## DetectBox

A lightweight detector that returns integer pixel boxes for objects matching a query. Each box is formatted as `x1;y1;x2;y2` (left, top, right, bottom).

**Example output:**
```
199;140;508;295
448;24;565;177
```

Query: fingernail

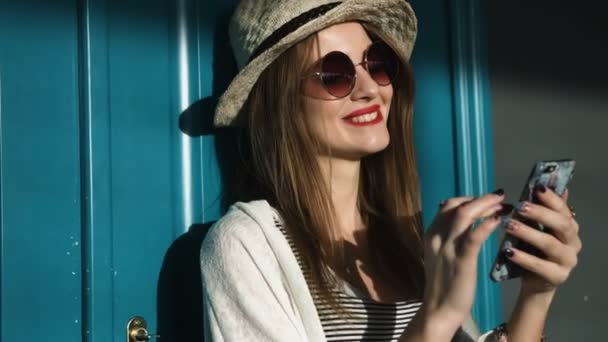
534;184;547;193
516;201;530;213
439;200;447;207
504;248;514;258
498;203;515;216
505;219;517;231
492;188;505;196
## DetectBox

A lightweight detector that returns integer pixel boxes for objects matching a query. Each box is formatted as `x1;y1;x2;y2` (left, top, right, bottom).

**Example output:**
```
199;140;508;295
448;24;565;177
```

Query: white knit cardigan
200;200;496;341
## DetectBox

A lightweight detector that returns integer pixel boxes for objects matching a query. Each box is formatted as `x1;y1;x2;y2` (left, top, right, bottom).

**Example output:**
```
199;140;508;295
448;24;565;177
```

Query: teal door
0;0;499;341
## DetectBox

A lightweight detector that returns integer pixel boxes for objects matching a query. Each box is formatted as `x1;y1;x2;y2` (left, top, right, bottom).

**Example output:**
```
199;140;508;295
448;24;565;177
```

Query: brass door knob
126;316;160;342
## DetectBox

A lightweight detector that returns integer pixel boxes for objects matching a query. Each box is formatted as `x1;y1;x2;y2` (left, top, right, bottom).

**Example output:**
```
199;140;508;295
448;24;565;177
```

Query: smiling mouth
342;105;384;126
348;111;380;123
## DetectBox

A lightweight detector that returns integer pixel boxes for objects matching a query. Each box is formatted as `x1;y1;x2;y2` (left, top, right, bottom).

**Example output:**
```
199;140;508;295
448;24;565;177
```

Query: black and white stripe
272;213;422;342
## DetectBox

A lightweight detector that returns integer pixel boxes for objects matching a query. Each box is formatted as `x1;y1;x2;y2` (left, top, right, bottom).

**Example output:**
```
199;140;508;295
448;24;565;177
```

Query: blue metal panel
80;0;116;341
0;1;83;341
106;13;169;342
410;0;502;331
102;1;181;340
448;0;502;331
81;0;232;340
410;0;459;226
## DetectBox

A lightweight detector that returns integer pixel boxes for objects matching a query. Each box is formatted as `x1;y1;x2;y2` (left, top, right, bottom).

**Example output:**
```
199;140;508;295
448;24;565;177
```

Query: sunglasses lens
320;51;355;98
366;43;399;85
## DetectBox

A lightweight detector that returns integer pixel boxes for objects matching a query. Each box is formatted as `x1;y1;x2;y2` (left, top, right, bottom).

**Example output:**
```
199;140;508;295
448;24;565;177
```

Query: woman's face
301;22;393;160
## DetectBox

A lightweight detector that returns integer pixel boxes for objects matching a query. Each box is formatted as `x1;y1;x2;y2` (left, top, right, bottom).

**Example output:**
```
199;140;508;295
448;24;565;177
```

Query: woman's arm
505;289;555;341
200;218;309;341
398;308;460;341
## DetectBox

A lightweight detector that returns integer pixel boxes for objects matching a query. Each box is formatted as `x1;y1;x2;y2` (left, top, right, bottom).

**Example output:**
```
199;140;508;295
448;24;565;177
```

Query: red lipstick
342;104;383;126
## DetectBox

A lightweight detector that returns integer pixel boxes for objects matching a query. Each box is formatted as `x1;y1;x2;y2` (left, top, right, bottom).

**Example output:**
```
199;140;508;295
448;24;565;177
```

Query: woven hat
214;0;418;127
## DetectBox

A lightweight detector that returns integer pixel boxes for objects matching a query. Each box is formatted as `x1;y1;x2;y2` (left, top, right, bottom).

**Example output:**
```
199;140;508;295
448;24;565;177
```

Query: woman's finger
562;188;570;202
481;203;514;219
531;185;571;218
433;191;506;242
515;201;579;244
480;203;503;220
439;196;475;212
451;191;506;232
460;215;501;259
429;196;476;238
503;247;571;285
503;218;578;268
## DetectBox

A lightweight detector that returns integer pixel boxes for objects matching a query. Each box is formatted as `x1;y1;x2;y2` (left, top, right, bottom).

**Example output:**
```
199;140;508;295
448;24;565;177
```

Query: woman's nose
349;65;380;100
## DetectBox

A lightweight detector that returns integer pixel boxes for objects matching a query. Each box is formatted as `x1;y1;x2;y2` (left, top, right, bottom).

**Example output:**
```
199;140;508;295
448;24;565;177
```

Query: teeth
351;111;378;123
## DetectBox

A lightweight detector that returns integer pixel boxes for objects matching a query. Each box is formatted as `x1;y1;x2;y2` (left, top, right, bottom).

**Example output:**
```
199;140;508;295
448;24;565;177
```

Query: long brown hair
231;22;425;316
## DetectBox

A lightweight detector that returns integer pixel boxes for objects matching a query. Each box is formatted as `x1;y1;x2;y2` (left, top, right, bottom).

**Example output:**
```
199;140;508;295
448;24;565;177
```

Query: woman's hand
504;186;582;295
410;190;507;340
501;186;582;342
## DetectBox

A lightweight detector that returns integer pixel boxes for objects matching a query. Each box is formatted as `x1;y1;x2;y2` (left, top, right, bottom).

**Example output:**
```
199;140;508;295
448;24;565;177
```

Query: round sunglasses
302;41;400;99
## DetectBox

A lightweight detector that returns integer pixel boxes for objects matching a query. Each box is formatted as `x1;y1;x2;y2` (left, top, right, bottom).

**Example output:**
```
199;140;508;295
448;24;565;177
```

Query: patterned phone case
490;159;576;282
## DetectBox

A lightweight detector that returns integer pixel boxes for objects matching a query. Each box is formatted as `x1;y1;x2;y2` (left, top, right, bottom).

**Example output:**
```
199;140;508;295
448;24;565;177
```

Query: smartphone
490;159;576;282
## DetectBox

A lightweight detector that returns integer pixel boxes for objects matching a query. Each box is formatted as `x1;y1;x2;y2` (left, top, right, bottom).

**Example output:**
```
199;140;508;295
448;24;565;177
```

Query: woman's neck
317;156;365;243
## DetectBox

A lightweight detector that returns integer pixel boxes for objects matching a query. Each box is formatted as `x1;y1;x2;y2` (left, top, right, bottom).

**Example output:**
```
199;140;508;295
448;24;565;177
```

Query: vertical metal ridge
172;0;204;235
468;1;499;329
177;0;194;234
77;0;115;340
0;53;4;342
76;0;92;340
448;0;502;332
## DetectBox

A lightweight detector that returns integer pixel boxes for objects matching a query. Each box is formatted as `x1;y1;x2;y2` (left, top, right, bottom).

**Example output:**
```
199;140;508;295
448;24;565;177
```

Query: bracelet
490;323;547;342
490;323;508;342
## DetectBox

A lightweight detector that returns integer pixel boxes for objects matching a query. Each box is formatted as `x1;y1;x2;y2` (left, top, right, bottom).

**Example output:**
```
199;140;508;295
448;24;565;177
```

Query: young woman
200;1;582;341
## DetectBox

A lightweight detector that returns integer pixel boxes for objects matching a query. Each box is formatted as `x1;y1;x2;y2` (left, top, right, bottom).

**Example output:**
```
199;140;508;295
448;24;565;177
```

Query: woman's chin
333;140;391;160
358;136;390;155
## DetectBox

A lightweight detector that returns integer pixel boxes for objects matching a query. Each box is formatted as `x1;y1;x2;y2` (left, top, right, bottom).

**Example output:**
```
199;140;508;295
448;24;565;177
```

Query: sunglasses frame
301;41;400;99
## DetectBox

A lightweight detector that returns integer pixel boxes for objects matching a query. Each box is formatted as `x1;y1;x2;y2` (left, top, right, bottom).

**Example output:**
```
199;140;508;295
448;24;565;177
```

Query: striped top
272;212;422;342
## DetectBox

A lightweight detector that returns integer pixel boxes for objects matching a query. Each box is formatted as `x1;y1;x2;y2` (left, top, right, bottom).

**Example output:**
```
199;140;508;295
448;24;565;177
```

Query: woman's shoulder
200;199;276;261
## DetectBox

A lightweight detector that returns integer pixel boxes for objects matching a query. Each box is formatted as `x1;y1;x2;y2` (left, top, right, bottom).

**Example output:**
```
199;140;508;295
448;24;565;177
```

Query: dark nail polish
493;188;505;196
535;184;547;193
504;248;514;258
498;203;515;216
439;200;447;207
